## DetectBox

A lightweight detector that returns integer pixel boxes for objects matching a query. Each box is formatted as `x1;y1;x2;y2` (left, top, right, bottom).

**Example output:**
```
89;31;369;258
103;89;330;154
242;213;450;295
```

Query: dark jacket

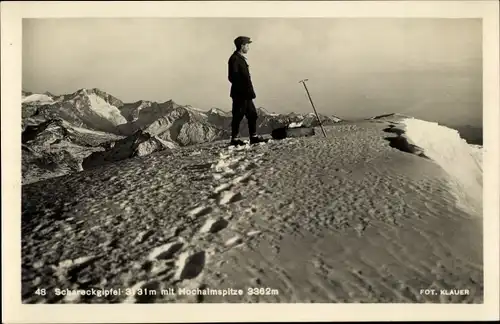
228;51;256;100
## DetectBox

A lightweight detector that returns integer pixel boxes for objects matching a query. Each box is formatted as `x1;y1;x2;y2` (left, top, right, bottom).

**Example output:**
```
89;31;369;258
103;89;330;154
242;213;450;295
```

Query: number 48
35;288;47;296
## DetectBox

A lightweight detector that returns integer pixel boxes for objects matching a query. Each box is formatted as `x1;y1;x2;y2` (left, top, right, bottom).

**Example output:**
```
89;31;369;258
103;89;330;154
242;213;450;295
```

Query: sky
23;18;482;126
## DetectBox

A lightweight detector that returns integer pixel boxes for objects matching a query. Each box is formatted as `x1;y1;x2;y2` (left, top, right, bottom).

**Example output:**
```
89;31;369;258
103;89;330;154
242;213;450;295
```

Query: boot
250;135;268;145
230;138;246;146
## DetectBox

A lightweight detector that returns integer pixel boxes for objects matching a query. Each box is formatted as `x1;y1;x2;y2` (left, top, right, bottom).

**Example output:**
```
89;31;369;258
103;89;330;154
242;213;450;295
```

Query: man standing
228;36;267;145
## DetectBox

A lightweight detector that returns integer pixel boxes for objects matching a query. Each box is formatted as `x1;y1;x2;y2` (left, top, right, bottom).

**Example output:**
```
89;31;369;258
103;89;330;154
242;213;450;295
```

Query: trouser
231;98;257;139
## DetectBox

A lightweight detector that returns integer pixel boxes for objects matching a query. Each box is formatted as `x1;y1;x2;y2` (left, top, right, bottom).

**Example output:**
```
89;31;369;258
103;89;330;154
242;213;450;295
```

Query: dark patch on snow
271;126;315;140
383;126;405;136
179;251;206;280
384;136;429;159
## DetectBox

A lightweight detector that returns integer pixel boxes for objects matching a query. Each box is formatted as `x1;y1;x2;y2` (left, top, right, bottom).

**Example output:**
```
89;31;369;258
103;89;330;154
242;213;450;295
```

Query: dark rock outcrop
82;130;175;170
21;118;124;184
144;106;228;146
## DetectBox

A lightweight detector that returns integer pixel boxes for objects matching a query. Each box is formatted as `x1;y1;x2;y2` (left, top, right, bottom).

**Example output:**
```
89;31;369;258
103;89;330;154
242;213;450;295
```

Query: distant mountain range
21;88;342;184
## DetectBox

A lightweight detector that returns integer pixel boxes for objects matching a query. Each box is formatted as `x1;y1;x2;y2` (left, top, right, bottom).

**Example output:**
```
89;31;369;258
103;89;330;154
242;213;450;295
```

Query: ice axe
299;79;327;138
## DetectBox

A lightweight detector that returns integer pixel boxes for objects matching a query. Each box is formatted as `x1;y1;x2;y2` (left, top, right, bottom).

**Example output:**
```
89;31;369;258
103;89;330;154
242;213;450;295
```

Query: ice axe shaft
299;79;327;138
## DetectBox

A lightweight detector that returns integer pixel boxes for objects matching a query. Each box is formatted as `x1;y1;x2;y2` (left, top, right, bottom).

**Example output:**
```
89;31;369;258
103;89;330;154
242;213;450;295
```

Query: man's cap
234;36;252;47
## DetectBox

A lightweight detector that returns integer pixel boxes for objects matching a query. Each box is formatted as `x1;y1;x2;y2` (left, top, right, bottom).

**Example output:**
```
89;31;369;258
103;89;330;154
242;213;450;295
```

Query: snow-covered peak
163;99;177;106
75;87;102;94
208;108;230;116
86;93;128;126
257;107;275;115
135;100;152;110
70;88;124;107
22;93;54;105
183;105;207;115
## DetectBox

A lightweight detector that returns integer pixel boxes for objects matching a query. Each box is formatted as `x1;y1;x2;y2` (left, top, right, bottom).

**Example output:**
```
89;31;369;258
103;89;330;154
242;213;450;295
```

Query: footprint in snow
230;171;253;185
225;236;244;247
246;230;261;237
213;173;224;181
211;171;252;197
218;191;244;205
132;229;154;245
187;205;213;218
148;241;184;261
213;182;233;194
55;255;100;281
175;251;206;281
200;218;229;234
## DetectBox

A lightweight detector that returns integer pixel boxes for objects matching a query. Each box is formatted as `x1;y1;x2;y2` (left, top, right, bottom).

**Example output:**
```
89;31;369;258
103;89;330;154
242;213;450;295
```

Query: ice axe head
299;79;309;84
